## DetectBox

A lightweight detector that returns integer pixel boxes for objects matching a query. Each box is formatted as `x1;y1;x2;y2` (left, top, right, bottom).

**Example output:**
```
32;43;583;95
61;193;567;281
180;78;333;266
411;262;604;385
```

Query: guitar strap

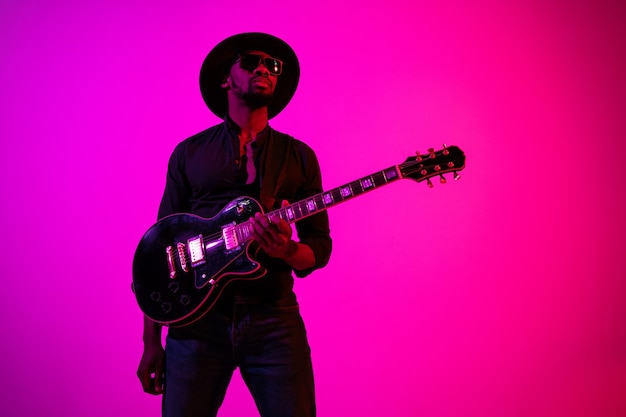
258;129;294;212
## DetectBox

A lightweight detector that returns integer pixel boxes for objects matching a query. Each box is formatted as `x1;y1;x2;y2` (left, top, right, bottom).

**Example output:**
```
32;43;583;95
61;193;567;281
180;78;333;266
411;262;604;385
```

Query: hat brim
199;33;300;120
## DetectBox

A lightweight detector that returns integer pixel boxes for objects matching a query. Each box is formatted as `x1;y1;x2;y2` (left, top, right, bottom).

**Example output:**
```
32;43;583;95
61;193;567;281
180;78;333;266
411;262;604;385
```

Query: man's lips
252;77;272;88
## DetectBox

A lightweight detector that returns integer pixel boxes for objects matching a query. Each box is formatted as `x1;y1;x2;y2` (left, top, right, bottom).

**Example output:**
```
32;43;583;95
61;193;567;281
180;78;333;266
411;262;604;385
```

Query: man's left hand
249;201;297;260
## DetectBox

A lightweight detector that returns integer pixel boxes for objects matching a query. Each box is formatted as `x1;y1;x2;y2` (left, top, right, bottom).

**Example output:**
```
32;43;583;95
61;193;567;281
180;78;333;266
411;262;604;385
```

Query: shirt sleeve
157;142;192;220
291;142;332;278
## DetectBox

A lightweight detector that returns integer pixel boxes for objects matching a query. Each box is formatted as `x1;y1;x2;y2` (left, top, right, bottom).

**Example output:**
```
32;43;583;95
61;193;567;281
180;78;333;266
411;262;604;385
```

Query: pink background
1;1;625;416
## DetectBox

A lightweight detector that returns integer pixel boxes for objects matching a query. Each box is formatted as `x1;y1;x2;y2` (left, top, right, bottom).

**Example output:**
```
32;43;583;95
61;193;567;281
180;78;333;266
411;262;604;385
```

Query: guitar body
132;197;265;326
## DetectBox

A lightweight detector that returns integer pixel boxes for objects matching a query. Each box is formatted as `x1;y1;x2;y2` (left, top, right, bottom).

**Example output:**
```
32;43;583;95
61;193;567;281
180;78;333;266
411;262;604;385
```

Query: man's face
222;50;280;108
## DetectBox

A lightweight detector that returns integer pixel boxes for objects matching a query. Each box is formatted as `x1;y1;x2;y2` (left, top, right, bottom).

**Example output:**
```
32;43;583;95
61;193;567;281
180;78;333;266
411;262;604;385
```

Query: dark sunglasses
237;53;283;76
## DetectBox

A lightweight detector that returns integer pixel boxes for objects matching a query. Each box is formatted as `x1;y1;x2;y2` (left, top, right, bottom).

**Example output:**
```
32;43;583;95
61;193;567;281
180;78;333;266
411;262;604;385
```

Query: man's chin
244;92;274;109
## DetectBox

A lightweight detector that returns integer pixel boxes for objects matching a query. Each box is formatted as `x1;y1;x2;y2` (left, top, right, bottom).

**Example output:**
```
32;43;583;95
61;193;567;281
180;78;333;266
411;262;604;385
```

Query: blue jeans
163;297;315;417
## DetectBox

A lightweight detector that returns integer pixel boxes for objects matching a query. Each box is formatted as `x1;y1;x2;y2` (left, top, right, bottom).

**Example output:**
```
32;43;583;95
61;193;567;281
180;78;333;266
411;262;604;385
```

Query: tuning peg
453;172;461;181
415;151;423;162
440;174;447;184
442;144;449;155
427;178;434;188
428;148;436;158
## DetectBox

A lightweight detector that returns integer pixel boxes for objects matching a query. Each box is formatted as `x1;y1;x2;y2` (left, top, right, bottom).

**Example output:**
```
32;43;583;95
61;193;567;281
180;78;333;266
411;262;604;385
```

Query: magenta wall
1;1;625;416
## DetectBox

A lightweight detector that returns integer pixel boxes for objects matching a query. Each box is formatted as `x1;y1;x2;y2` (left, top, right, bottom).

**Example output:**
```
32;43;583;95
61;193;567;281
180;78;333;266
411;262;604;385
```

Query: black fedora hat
199;32;300;119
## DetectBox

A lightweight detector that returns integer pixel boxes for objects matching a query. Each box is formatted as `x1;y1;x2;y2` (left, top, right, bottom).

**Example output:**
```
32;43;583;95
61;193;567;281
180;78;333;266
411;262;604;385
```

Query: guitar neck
232;145;465;243
233;165;403;243
271;165;403;224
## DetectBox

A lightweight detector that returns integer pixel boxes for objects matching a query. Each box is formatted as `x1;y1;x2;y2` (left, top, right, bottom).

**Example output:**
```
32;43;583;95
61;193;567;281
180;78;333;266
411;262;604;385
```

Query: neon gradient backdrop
1;1;625;416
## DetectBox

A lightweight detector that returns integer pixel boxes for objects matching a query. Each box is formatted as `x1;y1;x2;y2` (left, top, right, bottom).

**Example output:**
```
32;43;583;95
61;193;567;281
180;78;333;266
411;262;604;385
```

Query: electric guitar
132;145;466;326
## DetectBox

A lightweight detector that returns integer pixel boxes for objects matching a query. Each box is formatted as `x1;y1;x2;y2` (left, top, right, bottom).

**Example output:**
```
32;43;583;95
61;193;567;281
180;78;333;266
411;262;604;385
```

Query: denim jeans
163;297;315;417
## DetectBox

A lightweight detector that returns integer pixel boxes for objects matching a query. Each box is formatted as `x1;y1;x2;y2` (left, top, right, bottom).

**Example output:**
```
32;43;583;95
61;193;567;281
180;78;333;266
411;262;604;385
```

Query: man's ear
221;76;230;90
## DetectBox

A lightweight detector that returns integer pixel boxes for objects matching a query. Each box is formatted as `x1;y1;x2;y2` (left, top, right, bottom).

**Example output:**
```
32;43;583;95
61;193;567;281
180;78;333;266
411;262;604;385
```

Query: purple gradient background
1;1;625;416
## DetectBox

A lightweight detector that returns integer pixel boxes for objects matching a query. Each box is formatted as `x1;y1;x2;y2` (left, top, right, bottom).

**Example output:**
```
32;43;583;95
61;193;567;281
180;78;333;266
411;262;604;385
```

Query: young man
137;33;332;417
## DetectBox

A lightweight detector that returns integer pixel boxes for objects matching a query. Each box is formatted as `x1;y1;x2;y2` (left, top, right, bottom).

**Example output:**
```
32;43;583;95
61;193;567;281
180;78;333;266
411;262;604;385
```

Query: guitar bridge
166;246;176;278
177;243;189;272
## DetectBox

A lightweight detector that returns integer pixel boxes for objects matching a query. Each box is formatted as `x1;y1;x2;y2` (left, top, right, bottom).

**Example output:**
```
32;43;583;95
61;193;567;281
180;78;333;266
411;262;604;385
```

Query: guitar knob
440;175;447;184
179;295;190;306
427;178;434;188
150;292;161;302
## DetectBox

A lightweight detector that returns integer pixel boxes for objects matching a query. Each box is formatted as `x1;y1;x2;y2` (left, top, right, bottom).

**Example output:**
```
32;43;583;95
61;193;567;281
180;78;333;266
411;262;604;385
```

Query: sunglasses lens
239;54;262;71
264;58;282;75
239;54;282;75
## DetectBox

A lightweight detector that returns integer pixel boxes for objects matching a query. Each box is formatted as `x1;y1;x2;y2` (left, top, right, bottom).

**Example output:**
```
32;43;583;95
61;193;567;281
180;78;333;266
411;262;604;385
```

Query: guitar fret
383;167;398;182
373;171;387;186
322;192;334;206
306;198;317;213
351;180;364;195
296;203;305;219
298;201;309;217
273;208;284;222
314;194;326;210
360;176;375;190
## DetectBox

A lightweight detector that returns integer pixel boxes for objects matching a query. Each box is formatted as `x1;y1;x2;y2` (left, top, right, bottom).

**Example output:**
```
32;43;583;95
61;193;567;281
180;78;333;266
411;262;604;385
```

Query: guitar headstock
399;145;466;187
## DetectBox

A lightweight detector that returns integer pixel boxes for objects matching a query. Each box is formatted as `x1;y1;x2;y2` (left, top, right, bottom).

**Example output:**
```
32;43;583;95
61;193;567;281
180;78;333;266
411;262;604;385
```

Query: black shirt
158;118;332;307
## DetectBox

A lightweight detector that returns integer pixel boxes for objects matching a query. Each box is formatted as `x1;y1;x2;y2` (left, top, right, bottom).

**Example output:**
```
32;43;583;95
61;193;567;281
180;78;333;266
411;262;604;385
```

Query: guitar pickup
187;235;206;267
222;223;239;251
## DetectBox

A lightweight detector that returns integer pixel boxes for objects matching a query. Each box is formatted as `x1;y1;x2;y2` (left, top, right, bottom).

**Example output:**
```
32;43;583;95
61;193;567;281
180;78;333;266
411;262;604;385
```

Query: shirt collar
224;113;270;148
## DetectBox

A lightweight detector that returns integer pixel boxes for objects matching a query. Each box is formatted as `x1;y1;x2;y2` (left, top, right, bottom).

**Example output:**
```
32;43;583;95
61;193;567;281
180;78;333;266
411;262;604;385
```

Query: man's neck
228;105;269;143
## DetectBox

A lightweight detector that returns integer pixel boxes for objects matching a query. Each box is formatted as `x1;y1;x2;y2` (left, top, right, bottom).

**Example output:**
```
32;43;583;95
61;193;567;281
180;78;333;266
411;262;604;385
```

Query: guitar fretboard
231;145;465;244
273;165;401;223
233;165;402;243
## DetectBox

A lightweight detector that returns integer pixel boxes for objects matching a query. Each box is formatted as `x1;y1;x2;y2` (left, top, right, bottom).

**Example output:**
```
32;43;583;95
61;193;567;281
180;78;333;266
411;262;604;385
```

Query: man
137;32;332;417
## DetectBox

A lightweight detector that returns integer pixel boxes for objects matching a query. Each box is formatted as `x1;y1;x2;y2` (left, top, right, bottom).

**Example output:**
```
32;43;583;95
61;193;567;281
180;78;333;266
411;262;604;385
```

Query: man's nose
254;64;270;76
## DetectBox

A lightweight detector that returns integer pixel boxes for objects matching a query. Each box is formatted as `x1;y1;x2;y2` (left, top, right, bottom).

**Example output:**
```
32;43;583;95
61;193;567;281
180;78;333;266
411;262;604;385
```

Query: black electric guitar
132;145;466;326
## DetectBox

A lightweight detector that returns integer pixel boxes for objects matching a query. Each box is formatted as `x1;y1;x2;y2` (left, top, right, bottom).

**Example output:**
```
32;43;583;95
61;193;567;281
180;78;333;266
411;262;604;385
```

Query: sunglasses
237;53;283;76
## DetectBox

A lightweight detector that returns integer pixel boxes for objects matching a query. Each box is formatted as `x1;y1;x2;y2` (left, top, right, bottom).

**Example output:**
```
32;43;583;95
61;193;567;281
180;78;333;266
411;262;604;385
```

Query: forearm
138;316;165;395
281;240;316;272
142;315;163;346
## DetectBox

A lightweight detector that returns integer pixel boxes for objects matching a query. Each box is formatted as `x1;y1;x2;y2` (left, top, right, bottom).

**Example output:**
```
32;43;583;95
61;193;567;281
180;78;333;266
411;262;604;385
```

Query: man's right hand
137;341;165;395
